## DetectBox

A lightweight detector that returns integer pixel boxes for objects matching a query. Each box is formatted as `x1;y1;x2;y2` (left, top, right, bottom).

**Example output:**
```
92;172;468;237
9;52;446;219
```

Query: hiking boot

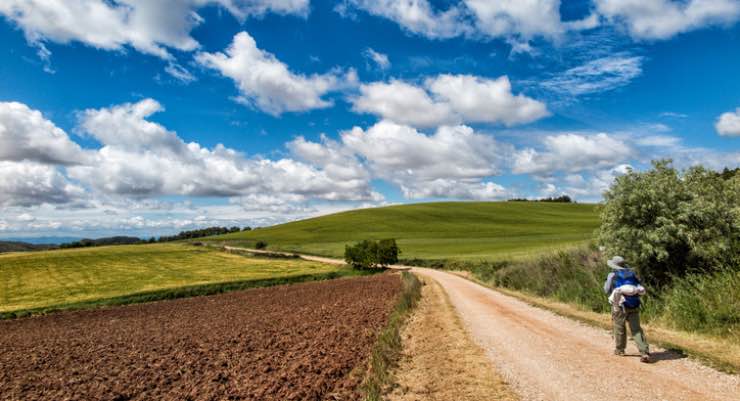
640;354;651;363
614;349;625;356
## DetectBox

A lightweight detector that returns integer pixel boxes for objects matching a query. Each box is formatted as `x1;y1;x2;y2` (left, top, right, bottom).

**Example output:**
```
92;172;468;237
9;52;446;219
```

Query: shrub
345;239;400;269
376;239;400;266
491;248;610;313
599;160;740;286
660;269;740;338
255;240;268;250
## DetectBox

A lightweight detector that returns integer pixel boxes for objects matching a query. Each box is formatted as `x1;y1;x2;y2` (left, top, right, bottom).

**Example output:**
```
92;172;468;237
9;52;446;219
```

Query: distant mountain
0;236;144;254
0;241;56;253
1;236;83;245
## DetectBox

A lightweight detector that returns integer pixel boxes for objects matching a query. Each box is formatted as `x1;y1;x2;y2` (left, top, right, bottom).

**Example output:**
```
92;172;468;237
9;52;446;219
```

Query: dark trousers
612;307;650;355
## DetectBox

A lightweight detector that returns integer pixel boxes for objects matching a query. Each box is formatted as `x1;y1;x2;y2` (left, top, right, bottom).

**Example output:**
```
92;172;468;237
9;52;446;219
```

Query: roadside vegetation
405;162;740;371
361;271;422;401
409;162;740;338
0;242;349;317
387;276;519;401
205;201;600;260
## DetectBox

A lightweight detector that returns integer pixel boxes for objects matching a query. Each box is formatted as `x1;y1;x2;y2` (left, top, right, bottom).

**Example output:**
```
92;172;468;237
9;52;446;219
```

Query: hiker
604;256;651;363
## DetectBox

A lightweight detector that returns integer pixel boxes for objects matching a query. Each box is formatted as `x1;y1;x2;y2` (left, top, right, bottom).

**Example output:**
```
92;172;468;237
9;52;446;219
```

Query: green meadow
208;201;600;260
0;243;341;316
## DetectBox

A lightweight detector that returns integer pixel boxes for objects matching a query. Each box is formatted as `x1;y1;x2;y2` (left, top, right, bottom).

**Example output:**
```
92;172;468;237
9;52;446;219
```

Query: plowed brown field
0;274;401;401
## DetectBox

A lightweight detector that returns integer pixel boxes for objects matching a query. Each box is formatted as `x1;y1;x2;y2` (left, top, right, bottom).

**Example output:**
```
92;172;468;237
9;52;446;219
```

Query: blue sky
1;0;739;239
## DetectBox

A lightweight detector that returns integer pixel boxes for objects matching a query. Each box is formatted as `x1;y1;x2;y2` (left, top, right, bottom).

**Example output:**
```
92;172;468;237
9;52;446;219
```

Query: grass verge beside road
362;272;422;401
388;274;519;401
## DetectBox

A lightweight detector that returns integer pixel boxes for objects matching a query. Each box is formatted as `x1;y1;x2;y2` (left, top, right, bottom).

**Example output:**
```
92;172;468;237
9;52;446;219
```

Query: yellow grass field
0;243;341;315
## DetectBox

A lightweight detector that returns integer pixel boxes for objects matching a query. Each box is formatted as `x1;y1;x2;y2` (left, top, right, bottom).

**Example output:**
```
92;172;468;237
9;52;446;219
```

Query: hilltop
207;201;600;260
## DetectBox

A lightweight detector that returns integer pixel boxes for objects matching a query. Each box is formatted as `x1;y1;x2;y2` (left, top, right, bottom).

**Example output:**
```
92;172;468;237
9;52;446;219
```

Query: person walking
604;256;651;363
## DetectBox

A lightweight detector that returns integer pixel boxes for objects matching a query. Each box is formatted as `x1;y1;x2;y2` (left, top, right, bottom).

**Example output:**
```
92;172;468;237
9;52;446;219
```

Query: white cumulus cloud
716;108;740;136
513;133;633;175
291;120;513;200
341;121;512;200
69;98;377;201
196;31;354;115
338;0;472;39
0;101;88;165
0;0;310;60
401;179;510;200
463;0;566;40
595;0;740;40
0;161;85;207
351;74;549;128
340;0;597;44
342;121;506;181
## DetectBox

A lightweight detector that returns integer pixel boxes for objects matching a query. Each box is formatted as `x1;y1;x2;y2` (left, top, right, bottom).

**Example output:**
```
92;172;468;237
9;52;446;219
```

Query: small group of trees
59;236;142;249
155;226;250;243
344;239;400;269
599;160;739;287
508;195;573;203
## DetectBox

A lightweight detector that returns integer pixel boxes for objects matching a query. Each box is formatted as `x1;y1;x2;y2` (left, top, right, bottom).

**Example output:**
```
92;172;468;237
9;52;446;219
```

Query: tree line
58;226;252;249
153;226;250;243
508;195;573;203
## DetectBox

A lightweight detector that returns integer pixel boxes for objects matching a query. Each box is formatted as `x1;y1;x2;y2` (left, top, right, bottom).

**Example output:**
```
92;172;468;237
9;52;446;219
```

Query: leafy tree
377;239;400;266
718;167;740;180
344;239;400;269
598;160;740;286
345;240;378;269
255;240;268;250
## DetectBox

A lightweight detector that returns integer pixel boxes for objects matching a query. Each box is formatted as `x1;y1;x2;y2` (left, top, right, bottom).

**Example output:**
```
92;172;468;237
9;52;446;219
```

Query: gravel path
415;267;739;401
220;247;740;400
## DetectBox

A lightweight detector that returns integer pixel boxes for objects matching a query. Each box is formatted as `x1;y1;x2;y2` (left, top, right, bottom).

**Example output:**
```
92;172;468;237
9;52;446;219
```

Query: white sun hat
607;256;629;270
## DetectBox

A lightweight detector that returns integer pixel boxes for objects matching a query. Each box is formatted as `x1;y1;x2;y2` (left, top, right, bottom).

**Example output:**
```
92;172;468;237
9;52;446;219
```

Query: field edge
360;271;423;401
1;268;374;320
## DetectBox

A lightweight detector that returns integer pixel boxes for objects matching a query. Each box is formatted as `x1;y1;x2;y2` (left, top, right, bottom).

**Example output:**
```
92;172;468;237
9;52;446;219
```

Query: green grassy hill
208;202;601;260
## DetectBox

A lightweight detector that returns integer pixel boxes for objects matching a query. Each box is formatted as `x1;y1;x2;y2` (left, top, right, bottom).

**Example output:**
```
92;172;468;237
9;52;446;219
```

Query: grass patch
362;272;422;401
1;269;374;319
203;202;599;261
0;243;343;314
659;269;740;336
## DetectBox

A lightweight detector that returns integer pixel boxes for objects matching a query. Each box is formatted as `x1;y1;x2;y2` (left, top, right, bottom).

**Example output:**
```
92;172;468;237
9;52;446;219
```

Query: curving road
414;267;739;401
224;247;739;401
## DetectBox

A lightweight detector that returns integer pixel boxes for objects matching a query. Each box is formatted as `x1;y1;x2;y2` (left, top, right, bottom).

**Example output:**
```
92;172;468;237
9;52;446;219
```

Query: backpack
614;270;641;308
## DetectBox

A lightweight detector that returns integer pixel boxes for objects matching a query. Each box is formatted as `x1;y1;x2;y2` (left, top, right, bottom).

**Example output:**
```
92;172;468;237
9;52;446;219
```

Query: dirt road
416;267;739;401
222;246;348;266
219;247;739;400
